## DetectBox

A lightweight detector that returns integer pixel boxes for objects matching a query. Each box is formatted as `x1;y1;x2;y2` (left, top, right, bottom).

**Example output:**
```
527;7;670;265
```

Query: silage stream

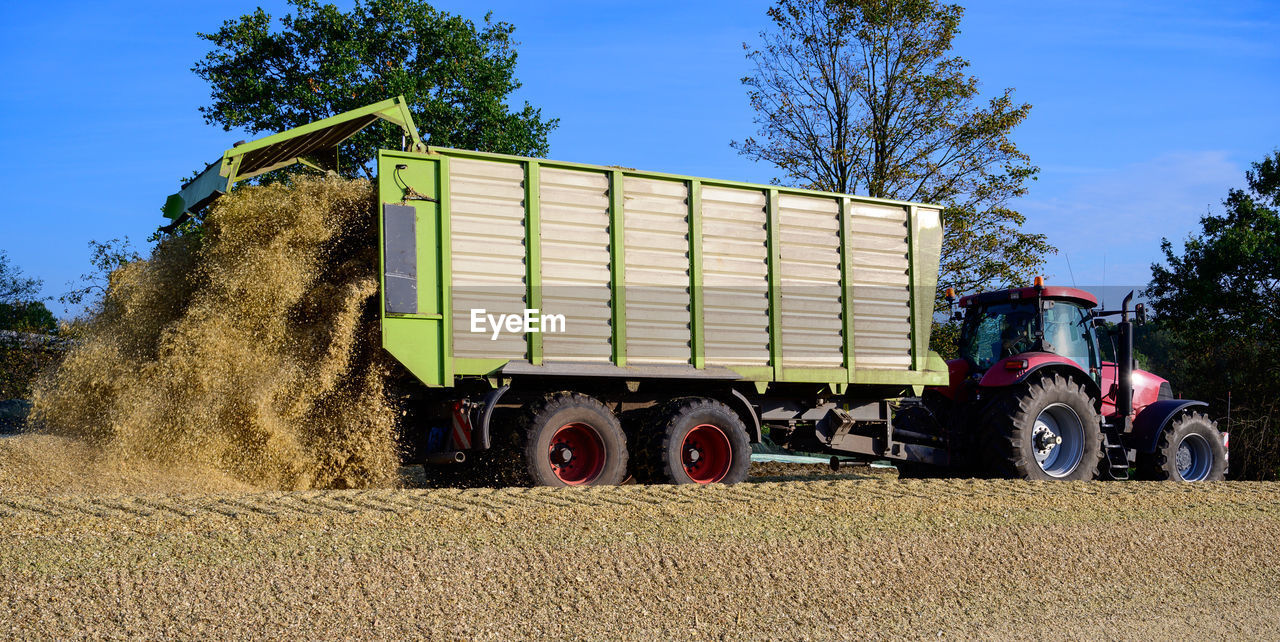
7;177;400;493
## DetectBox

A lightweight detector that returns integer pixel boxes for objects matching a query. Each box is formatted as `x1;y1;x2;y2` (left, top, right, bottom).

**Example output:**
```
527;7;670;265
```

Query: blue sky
1;1;1277;315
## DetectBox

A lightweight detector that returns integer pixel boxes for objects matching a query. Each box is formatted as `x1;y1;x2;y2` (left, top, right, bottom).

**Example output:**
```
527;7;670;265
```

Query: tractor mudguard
724;389;762;444
472;384;512;450
978;354;1103;402
1127;399;1209;453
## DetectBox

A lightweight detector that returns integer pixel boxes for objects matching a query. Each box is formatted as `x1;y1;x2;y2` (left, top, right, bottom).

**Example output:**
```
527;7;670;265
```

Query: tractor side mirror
1135;303;1147;325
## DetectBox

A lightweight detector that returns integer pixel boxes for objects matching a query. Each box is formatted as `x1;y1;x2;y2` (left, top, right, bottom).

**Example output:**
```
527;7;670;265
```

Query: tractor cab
955;282;1101;378
936;280;1105;407
949;282;1172;419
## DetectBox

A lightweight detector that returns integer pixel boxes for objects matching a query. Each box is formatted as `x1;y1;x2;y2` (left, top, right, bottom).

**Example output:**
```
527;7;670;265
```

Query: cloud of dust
25;177;401;491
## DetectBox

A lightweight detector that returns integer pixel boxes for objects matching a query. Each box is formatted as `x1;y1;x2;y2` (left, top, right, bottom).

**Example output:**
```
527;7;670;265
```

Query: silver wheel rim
1031;403;1085;478
1176;433;1213;481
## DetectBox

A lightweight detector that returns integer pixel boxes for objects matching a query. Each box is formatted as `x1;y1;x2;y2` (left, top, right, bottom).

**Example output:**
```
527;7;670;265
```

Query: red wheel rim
681;424;733;484
548;422;606;485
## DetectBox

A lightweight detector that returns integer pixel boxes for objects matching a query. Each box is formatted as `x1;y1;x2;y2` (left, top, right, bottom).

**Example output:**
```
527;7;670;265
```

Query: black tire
634;397;751;485
1136;411;1226;481
979;373;1103;481
495;392;628;487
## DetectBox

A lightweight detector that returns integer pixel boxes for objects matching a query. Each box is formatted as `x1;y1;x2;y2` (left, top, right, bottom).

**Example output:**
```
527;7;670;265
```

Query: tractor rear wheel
497;392;629;487
1136;411;1226;481
980;373;1103;481
634;398;751;485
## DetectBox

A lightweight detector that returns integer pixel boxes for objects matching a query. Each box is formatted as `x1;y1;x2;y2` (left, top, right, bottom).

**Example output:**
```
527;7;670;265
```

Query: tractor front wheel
980;373;1103;481
1137;411;1226;481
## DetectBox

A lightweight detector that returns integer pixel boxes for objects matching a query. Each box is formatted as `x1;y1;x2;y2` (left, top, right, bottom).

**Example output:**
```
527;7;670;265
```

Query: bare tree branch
733;0;1053;357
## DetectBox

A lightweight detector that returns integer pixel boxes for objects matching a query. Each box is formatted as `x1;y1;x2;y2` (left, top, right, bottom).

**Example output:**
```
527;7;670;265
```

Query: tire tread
634;397;750;485
495;391;627;487
1136;411;1225;481
978;373;1103;481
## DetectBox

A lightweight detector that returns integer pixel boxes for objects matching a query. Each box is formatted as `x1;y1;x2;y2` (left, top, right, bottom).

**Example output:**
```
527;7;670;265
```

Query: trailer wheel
1136;411;1226;481
980;373;1103;481
635;398;751;485
499;392;628;487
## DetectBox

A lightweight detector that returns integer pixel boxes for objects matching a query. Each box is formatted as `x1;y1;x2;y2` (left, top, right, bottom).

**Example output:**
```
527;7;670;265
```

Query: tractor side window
959;302;1038;370
1042;302;1094;372
965;315;1003;369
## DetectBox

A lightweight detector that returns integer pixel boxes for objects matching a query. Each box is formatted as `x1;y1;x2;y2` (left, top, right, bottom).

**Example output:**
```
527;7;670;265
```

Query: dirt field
2;461;1278;640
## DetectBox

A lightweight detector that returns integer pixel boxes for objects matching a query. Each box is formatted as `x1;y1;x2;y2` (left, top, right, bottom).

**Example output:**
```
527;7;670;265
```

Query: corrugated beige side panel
778;194;843;367
623;177;691;364
449;157;529;360
847;201;912;369
539;167;613;362
701;185;770;367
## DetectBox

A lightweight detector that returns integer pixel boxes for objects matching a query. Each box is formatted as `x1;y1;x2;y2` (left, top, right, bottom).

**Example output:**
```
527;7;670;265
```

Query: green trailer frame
376;145;947;392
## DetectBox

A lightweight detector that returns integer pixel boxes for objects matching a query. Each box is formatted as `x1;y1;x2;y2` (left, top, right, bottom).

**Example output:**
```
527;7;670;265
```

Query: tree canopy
0;250;56;398
0;250;52;333
734;0;1053;348
1147;150;1280;479
194;0;558;179
0;250;40;307
0;302;56;334
1150;152;1280;340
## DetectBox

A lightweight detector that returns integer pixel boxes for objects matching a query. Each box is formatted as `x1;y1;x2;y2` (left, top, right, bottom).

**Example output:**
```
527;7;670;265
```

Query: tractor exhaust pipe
1117;291;1135;421
425;450;467;465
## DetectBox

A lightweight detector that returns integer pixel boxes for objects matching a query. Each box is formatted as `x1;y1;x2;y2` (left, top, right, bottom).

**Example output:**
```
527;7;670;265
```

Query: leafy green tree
0;302;55;334
733;0;1053;356
193;0;558;179
0;250;52;332
0;250;41;309
1147;150;1280;479
0;250;58;400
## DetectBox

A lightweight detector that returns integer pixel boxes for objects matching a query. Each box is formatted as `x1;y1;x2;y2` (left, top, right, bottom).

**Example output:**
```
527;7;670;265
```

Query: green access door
378;152;448;387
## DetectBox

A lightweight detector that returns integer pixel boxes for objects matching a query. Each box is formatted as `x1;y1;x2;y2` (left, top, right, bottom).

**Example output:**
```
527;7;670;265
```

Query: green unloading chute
161;96;423;229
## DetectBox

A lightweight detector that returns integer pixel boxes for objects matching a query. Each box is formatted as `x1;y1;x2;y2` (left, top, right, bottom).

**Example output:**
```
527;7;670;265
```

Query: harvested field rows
4;478;1280;639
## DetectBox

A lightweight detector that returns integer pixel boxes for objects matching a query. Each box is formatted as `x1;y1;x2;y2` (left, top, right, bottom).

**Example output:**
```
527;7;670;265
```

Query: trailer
164;97;1225;485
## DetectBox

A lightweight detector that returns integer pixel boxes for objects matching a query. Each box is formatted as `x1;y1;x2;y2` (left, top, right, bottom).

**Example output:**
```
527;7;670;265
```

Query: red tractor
911;280;1227;481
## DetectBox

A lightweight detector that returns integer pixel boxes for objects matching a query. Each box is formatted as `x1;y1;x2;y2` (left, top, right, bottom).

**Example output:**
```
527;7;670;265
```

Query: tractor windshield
959;299;1098;372
958;301;1040;370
